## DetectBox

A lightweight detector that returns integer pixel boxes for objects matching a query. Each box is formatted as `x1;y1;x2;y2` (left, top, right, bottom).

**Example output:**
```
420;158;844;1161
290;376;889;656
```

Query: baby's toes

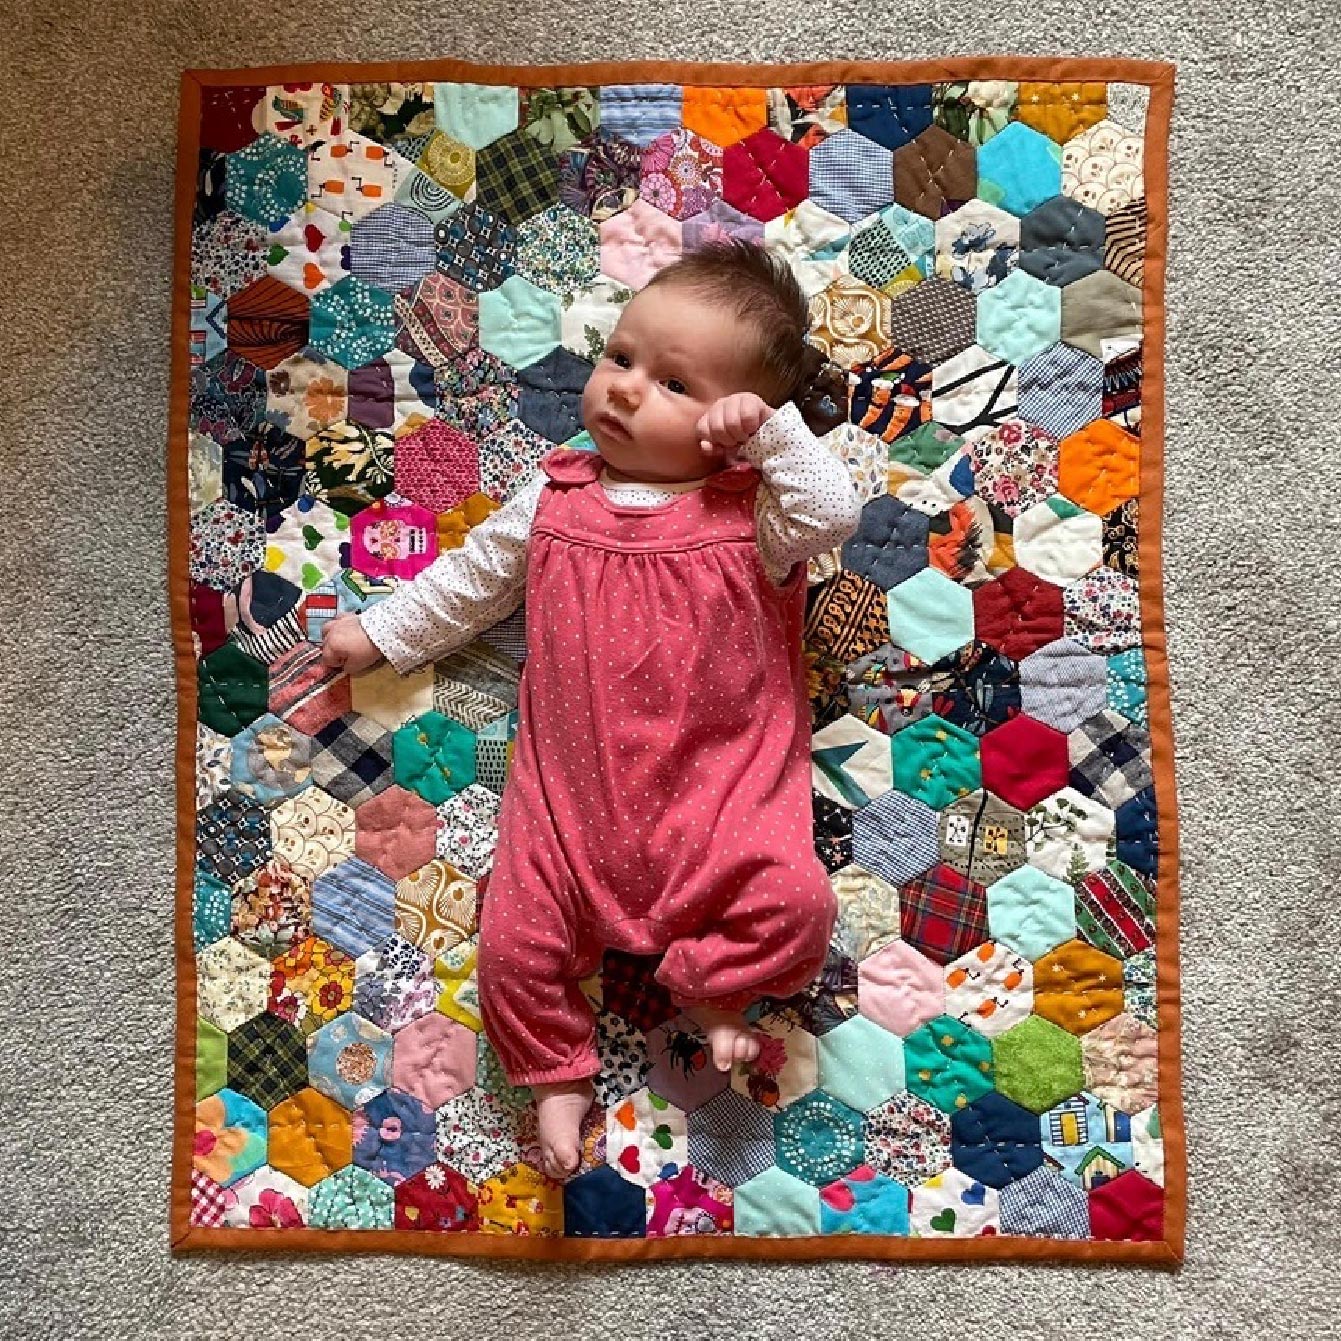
544;1139;578;1181
733;1032;761;1066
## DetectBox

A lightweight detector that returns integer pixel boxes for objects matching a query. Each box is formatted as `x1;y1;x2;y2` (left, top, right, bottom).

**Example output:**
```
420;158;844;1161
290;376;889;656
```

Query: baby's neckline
597;467;708;495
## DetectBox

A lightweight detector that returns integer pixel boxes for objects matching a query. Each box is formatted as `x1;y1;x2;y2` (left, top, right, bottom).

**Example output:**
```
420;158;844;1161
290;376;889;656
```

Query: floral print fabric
177;71;1173;1255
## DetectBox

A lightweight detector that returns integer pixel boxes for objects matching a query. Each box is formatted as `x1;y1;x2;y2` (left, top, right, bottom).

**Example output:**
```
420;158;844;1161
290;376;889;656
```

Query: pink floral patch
639;129;723;220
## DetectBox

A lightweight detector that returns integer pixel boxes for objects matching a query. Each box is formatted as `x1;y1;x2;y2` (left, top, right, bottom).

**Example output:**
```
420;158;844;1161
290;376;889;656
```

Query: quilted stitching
179;72;1173;1253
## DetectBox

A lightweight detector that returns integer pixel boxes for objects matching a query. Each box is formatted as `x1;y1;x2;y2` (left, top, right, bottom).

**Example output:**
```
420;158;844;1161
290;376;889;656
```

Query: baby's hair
640;239;834;424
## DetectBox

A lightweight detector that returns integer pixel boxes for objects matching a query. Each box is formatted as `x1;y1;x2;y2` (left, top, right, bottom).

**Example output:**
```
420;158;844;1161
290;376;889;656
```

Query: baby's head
582;240;829;484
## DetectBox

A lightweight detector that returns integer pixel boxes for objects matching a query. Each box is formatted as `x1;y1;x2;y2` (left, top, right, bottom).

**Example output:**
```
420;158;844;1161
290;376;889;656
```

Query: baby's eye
664;378;688;395
609;351;631;368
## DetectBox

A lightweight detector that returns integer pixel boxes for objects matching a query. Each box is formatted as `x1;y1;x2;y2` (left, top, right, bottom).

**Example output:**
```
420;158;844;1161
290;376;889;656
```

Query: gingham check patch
899;861;988;966
688;1090;777;1188
1019;342;1105;440
189;1170;230;1227
809;131;894;223
476;129;560;226
999;1167;1091;1238
355;205;436;291
1067;709;1153;808
311;712;395;808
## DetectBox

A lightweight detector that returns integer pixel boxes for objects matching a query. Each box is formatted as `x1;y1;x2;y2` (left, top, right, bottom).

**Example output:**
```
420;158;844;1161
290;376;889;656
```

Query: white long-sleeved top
360;400;861;674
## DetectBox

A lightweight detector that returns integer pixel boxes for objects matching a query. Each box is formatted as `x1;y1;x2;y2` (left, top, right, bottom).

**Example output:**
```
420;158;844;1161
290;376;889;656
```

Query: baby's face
582;283;759;484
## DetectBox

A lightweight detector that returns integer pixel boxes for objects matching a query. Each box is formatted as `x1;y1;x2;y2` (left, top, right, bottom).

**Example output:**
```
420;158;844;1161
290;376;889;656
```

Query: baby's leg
531;1079;596;1180
656;857;837;1069
476;874;601;1180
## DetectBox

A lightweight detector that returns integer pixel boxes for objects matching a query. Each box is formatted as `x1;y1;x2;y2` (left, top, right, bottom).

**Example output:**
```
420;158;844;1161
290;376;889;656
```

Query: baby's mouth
597;413;631;441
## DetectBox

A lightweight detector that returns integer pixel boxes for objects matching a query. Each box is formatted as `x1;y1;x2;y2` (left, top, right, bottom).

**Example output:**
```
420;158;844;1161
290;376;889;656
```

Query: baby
322;240;862;1179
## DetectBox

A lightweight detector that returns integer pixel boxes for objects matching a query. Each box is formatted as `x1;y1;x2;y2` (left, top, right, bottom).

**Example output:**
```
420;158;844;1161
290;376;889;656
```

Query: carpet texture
0;0;1336;1335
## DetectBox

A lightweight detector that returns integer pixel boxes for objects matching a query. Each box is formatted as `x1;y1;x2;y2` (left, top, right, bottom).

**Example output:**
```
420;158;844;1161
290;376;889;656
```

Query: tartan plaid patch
899;862;988;966
190;1170;231;1227
1076;860;1155;958
226;1013;308;1110
311;712;395;808
476;129;560;226
1067;709;1153;808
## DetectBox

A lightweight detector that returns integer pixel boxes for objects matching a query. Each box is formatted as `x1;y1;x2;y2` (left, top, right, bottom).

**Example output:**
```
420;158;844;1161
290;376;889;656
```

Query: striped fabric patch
1076;860;1155;957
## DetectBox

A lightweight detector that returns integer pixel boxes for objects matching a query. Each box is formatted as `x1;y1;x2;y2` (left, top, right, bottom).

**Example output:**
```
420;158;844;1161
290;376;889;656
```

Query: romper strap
539;446;605;485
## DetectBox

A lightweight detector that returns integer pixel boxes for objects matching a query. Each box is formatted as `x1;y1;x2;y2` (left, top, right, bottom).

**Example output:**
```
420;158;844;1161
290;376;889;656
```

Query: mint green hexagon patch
888;567;975;663
734;1165;822;1236
433;82;520;151
986;865;1076;961
977;269;1062;364
818;1015;906;1112
479;274;563;368
308;1163;397;1229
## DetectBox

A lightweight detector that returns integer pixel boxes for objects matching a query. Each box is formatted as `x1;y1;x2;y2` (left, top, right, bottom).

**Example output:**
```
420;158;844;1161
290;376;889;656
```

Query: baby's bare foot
532;1079;595;1181
685;1005;763;1072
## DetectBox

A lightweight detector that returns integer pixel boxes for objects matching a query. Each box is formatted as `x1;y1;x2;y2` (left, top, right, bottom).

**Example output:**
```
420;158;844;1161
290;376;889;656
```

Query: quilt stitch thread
170;58;1182;1262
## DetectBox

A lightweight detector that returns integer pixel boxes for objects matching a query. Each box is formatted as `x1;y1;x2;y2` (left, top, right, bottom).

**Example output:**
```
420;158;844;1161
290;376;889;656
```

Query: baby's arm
733;400;863;584
326;472;544;676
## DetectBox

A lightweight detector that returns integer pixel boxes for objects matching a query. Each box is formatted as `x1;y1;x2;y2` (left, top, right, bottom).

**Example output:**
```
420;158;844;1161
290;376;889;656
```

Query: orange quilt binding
169;55;1182;1264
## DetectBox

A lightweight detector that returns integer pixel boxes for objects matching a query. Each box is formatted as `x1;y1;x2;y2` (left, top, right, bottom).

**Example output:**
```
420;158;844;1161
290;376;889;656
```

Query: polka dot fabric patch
171;59;1181;1262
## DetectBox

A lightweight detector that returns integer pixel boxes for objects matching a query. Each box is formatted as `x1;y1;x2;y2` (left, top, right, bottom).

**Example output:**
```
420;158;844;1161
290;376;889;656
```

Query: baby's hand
695;392;774;465
320;613;384;675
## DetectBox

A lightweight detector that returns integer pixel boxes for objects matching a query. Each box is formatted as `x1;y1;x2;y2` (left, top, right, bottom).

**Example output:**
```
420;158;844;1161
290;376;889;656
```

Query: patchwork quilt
170;56;1184;1262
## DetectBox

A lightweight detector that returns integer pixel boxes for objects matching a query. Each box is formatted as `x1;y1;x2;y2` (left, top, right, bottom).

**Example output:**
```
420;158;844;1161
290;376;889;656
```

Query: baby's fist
320;613;384;675
695;392;774;463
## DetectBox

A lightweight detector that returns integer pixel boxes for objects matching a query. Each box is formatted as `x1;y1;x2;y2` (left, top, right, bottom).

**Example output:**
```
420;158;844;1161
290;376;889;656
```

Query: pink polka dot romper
358;402;863;1089
476;445;840;1087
